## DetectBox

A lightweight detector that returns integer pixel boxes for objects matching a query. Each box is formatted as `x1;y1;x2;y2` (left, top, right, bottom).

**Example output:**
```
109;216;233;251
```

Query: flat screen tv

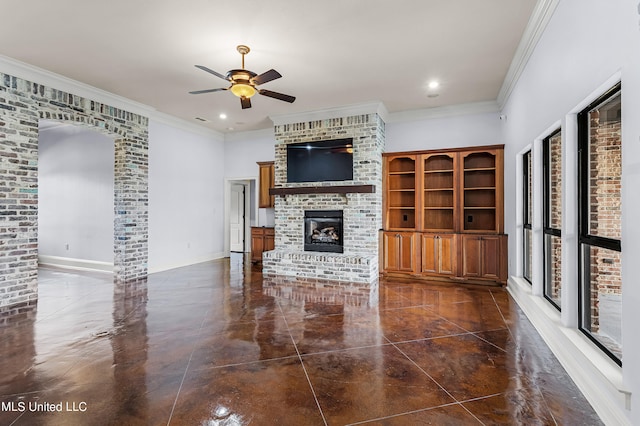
286;138;353;183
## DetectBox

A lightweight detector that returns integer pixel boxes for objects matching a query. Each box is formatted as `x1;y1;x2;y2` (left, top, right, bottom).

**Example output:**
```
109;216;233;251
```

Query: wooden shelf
269;185;375;196
464;167;496;172
424;169;453;175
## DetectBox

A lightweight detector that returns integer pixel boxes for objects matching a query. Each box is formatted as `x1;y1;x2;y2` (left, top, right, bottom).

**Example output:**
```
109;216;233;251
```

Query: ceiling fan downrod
237;45;250;69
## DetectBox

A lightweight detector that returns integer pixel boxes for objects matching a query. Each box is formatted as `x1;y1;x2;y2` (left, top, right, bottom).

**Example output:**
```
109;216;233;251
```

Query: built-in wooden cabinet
382;145;507;285
251;227;274;263
257;161;275;208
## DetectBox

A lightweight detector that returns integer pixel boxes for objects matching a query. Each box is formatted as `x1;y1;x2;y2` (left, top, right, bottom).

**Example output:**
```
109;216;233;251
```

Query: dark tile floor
0;256;602;425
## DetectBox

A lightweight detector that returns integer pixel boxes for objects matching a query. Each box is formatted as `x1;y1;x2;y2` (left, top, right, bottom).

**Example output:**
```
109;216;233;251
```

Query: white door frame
223;178;255;256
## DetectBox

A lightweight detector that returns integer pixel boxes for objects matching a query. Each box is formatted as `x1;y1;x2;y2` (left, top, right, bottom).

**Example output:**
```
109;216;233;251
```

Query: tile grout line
344;401;463;425
418;303;510;353
489;292;560;426
384;335;488;426
165;309;211;426
276;300;328;426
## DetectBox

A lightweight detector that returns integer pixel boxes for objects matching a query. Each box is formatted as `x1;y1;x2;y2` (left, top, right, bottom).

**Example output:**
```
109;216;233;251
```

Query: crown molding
388;100;500;124
269;101;389;127
497;0;561;109
0;54;155;117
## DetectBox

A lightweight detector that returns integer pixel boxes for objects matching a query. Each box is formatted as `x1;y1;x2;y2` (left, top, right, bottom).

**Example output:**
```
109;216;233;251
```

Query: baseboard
507;276;631;426
38;255;113;273
147;252;226;274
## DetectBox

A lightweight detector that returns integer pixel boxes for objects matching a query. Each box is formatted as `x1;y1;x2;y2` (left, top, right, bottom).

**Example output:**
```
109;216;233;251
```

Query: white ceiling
1;0;538;134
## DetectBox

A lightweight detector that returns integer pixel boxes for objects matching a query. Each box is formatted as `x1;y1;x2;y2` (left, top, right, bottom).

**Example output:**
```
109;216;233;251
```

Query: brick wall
548;132;562;303
263;113;384;283
0;72;149;309
587;110;622;330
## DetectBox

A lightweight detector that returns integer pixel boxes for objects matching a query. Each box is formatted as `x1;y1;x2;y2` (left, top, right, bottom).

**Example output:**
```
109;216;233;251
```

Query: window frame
522;150;533;284
542;129;562;310
577;82;622;366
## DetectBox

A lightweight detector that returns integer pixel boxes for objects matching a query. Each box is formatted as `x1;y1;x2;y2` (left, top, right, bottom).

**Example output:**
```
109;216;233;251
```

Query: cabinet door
420;233;455;276
479;235;501;280
461;235;483;278
258;162;274;208
251;228;265;262
264;228;275;251
383;232;416;273
460;234;503;280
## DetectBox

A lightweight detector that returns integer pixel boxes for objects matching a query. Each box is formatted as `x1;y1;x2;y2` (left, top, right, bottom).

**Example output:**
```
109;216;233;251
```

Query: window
523;151;533;283
577;83;622;365
543;130;562;309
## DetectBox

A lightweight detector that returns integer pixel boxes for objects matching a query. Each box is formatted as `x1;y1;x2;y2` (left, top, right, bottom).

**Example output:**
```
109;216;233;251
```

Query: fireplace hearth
304;210;343;253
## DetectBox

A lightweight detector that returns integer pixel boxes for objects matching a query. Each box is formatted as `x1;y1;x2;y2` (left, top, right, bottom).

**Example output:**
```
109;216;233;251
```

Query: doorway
38;121;115;272
224;179;255;256
229;183;245;252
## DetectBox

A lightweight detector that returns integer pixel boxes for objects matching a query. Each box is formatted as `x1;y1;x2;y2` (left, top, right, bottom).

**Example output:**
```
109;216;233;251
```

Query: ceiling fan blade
188;88;227;95
252;69;282;85
259;89;296;103
194;65;229;81
240;96;252;109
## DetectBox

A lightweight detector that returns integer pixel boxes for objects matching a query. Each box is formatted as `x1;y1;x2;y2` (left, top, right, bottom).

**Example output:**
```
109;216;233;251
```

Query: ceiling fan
189;45;296;109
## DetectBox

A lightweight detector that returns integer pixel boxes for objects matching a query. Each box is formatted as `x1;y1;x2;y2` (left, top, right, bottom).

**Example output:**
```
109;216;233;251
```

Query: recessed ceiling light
219;113;227;120
428;81;440;90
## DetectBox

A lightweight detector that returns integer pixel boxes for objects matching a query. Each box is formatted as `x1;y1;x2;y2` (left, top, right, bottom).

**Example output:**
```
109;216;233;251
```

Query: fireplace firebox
304;210;343;253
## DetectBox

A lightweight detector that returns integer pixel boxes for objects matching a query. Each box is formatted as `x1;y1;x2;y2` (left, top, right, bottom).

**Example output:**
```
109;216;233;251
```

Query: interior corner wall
147;119;226;273
499;0;640;424
0;73;149;309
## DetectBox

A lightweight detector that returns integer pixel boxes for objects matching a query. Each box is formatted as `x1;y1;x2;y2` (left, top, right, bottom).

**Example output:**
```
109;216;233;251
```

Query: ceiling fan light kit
190;45;295;109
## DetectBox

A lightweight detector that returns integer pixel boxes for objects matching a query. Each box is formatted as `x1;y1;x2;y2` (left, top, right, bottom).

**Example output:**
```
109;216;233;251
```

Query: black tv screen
287;138;353;183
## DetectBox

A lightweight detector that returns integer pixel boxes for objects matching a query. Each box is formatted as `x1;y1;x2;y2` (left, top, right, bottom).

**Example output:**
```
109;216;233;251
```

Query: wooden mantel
269;185;376;196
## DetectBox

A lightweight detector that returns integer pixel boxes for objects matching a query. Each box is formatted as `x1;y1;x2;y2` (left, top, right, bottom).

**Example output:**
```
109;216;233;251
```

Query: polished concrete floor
0;256;602;425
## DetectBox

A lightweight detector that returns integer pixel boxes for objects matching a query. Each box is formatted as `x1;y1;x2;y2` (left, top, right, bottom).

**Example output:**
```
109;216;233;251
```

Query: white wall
501;0;640;424
224;128;277;227
386;111;502;153
38;123;114;264
147;119;226;272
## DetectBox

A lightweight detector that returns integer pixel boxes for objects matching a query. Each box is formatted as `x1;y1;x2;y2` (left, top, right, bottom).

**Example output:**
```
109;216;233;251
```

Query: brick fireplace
263;106;385;284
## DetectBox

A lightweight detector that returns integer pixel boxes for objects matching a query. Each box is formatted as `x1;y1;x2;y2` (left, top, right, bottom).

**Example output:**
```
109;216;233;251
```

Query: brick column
0;111;39;308
114;138;149;283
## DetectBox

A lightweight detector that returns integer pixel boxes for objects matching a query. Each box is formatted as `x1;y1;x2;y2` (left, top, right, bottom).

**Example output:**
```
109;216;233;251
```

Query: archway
0;74;149;309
